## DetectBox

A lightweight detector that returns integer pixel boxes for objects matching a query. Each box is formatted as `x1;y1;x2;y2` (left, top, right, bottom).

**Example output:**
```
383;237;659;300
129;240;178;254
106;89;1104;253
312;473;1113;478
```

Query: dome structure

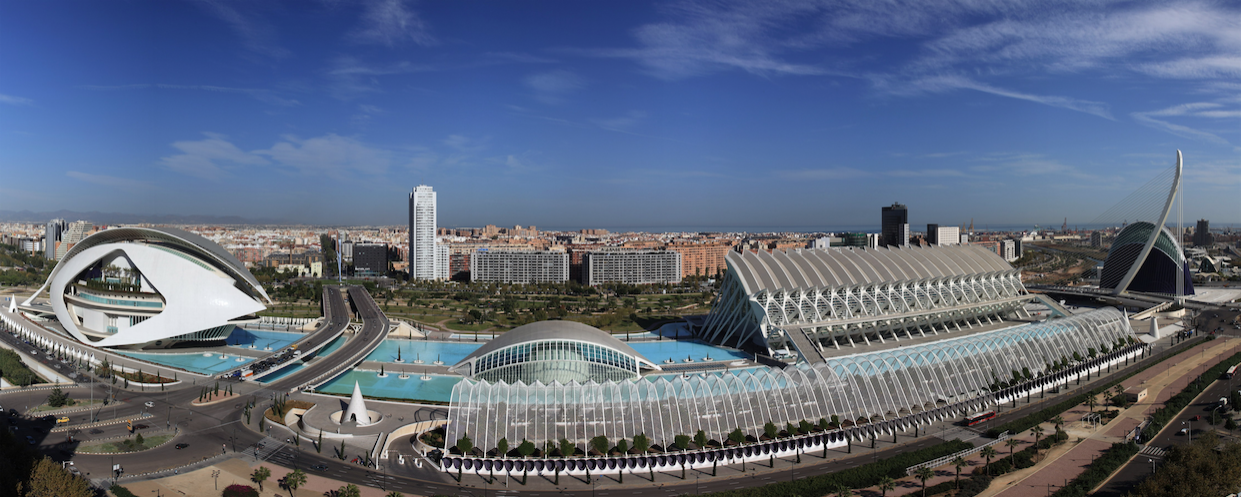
1099;222;1194;295
25;226;270;348
449;320;660;384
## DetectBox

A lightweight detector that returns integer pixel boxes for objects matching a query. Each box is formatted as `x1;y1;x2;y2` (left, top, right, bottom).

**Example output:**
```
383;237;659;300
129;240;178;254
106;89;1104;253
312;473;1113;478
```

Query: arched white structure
1112;150;1183;296
25;227;269;348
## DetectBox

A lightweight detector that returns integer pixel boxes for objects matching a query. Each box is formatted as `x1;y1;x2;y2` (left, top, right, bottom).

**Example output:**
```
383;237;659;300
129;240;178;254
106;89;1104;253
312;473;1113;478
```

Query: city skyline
1;0;1238;227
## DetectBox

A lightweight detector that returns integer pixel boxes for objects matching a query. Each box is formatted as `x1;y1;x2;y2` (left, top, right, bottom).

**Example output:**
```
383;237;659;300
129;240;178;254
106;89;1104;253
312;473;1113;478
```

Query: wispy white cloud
524;70;584;104
0;93;33;106
159;132;270;180
254;134;392;177
80;83;299;106
887;169;966;178
776;167;868;181
326;57;435;99
885;74;1114;120
589;111;647;131
66;171;151;190
349;0;436;47
191;0;288;59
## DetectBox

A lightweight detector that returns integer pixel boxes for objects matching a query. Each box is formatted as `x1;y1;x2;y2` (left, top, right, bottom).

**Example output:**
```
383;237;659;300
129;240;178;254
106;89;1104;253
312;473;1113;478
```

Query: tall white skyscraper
409;185;437;280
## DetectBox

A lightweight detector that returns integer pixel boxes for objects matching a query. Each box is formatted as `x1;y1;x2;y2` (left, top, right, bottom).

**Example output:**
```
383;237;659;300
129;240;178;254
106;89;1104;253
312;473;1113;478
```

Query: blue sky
1;0;1238;229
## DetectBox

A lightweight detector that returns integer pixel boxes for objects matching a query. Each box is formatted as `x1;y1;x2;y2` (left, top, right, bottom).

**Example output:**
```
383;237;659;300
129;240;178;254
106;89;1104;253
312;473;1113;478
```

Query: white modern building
470;249;569;284
22;226;270;349
582;249;682;286
927;224;960;246
436;242;450;281
409;185;437;280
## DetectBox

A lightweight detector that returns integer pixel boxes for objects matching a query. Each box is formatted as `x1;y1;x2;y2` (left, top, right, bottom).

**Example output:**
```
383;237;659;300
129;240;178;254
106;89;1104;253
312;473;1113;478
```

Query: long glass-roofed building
446;307;1134;453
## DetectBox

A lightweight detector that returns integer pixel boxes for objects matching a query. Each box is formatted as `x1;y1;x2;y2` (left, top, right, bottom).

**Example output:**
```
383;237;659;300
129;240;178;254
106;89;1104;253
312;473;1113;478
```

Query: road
264;285;388;392
1092;360;1241;497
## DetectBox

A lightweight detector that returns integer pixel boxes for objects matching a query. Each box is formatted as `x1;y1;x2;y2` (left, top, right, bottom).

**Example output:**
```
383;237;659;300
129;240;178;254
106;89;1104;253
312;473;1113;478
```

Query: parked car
133;424;148;430
26;436;35;445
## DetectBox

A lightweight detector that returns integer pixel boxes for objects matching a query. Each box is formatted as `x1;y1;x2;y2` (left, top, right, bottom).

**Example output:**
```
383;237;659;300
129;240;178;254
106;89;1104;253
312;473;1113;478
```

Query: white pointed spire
1150;317;1158;337
344;381;371;425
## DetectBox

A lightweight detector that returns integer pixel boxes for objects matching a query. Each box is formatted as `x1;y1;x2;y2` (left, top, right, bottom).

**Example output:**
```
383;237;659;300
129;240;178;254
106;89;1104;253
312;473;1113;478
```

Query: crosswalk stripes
1139;444;1166;457
253;436;283;461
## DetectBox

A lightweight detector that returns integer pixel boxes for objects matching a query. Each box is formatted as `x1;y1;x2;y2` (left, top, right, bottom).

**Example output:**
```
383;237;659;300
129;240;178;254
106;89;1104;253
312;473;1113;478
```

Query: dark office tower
1193;219;1213;247
44;218;66;260
882;203;909;247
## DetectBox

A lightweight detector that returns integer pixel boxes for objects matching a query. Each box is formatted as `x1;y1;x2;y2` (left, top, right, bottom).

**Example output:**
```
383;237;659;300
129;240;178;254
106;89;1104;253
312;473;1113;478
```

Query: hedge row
693;439;973;497
1142;349;1241;441
986;338;1202;438
922;474;994;497
110;485;139;497
1049;441;1140;497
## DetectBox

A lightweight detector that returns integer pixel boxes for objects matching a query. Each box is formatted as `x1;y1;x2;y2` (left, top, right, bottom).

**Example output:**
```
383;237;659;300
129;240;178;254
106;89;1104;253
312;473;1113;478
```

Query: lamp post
1148;458;1155;474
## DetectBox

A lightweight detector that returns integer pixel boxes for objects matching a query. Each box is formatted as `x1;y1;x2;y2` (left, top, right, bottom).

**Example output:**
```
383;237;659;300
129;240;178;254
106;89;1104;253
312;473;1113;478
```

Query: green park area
255;270;719;334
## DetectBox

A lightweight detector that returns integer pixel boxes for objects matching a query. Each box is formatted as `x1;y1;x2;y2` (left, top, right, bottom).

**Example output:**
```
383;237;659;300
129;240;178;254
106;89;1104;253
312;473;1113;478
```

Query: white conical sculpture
1150;317;1158;338
343;381;371;425
8;296;15;312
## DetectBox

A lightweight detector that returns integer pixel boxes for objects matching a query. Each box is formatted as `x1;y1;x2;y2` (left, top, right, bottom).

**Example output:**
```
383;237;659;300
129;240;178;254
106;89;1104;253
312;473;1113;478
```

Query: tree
1087;394;1098;413
915;465;935;497
590;435;608;455
97;358;111;377
25;457;94;497
980;445;998;475
135;433;144;446
46;387;71;408
877;475;896;497
1005;438;1020;459
1051;415;1065;432
456;435;473;456
952;455;967;489
339;440;347;460
615;438;629;454
1031;425;1045;461
763;421;778;440
517;439;535;485
385;492;404;497
674;434;691;451
728;429;747;470
497;437;509;458
250;466;271;492
559;438;575;457
285;469;306;497
694;430;708;450
633;433;650;454
335;484;361;497
833;483;852;497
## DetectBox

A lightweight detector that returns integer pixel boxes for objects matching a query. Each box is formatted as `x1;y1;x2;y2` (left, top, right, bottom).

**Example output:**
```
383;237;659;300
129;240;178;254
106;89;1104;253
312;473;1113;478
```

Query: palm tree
1087;393;1098;413
251;466;271;492
915;466;935;497
980;445;997;476
385;492;404;497
877;475;896;496
1051;415;1064;432
833;483;852;497
952;456;967;489
1005;438;1020;459
1031;425;1045;461
284;469;306;497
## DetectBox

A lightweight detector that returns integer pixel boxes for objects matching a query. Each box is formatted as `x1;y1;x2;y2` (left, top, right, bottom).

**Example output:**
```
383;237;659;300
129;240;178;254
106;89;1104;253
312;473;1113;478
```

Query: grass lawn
78;434;173;453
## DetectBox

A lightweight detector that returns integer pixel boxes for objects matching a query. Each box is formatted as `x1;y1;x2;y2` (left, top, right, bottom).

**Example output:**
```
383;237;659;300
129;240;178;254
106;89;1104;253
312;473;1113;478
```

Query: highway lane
265;285;387;392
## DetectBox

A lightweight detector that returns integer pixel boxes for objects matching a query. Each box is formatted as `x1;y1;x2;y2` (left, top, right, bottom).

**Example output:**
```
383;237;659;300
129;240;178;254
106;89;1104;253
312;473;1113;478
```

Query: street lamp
1148;458;1155;474
1183;420;1192;442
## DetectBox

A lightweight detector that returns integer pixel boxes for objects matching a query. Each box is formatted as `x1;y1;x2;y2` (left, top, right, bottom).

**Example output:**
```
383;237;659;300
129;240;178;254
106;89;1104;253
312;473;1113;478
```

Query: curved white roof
726;245;1016;294
453;320;659;371
30;226;269;347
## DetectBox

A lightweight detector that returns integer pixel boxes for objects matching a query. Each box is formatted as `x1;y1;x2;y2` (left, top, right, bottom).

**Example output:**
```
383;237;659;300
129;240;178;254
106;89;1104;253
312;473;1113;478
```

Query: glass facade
447;307;1133;452
471;339;640;384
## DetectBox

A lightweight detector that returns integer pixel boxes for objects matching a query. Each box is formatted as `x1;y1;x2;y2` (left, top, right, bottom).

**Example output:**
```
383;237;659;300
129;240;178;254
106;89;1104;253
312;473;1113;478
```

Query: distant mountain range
0;210;287;226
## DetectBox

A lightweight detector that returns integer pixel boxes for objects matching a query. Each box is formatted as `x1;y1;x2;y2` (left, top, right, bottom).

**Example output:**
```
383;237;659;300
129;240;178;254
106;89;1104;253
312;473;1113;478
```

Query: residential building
44;219;66;260
926;224;960;246
470;249;569;284
408;185;437;280
666;241;733;278
1193;219;1214;247
582;249;682;286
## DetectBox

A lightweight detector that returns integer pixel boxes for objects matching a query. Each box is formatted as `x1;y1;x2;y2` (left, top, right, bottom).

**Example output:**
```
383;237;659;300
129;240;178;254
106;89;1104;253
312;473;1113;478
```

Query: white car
144;402;154;408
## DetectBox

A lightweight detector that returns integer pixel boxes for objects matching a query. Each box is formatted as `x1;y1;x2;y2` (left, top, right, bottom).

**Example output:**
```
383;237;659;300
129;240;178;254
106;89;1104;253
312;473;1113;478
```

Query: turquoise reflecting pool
115;350;253;375
316;336;348;356
364;340;481;365
259;362;305;383
227;329;302;350
629;339;749;365
318;370;462;403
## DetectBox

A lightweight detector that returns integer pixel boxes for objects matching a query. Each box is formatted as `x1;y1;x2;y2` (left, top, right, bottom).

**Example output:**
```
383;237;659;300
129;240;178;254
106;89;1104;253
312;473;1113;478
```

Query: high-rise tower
408;185;437;280
44;218;66;260
881;203;909;247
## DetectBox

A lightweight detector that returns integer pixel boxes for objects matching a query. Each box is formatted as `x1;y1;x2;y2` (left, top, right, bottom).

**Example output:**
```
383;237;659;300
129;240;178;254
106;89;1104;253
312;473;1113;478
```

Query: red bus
1224;364;1238;379
964;411;997;426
